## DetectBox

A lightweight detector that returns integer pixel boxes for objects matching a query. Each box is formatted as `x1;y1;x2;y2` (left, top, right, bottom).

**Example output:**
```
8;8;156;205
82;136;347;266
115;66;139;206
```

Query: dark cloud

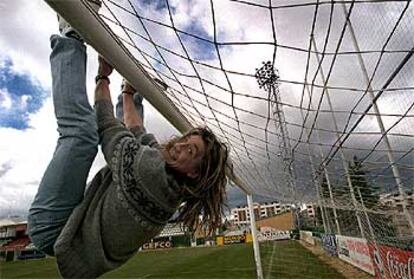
226;185;283;209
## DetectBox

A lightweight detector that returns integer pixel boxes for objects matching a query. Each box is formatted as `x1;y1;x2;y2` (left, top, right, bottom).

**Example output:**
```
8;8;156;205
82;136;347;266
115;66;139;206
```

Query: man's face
166;135;206;178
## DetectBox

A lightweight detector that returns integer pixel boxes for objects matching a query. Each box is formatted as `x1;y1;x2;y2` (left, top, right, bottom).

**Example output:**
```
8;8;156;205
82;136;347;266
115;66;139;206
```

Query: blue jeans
116;91;144;122
27;35;143;256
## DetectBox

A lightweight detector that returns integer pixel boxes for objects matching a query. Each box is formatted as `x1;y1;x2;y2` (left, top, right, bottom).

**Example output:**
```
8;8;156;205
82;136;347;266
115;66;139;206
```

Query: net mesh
92;0;413;248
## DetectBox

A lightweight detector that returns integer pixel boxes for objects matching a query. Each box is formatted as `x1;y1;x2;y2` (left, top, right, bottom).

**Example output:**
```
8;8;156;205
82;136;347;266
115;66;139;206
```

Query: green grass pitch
1;241;343;278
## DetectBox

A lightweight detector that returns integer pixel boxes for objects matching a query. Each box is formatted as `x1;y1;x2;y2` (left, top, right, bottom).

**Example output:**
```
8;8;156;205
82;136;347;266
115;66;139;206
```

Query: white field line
266;241;277;279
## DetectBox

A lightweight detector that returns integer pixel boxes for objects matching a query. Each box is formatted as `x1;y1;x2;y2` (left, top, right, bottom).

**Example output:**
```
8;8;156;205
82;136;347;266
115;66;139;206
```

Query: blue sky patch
181;22;216;61
139;0;168;11
138;1;215;61
0;57;48;130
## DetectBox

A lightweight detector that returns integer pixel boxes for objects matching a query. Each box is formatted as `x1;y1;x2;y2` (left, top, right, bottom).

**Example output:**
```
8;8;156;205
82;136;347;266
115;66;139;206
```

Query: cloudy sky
0;0;255;218
1;0;413;218
0;0;59;217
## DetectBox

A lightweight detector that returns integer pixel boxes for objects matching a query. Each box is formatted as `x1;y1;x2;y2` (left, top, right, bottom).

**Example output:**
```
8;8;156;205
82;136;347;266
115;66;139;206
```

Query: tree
314;156;382;237
319;156;382;237
348;156;380;209
320;175;331;200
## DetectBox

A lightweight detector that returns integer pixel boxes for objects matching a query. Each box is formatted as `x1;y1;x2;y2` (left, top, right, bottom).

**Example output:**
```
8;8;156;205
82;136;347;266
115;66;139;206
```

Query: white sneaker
58;0;102;41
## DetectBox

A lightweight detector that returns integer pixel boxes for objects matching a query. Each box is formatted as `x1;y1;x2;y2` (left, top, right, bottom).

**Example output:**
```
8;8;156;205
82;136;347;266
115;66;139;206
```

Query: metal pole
297;94;329;232
304;53;342;235
311;38;365;238
300;50;341;233
307;108;342;235
320;165;341;234
340;2;414;235
303;87;341;234
247;194;264;279
306;97;341;234
306;143;329;233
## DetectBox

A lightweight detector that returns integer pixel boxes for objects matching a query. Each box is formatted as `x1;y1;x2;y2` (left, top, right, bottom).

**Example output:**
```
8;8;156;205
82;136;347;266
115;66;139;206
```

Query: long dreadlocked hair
163;127;230;234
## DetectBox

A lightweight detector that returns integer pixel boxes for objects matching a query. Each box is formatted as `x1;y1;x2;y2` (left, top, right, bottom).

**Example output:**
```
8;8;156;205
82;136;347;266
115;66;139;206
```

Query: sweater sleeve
95;99;177;225
95;100;159;162
95;100;158;166
95;99;134;163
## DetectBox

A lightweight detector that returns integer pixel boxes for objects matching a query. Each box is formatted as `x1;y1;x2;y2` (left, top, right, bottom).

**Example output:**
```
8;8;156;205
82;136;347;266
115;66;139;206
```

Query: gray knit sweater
54;99;182;278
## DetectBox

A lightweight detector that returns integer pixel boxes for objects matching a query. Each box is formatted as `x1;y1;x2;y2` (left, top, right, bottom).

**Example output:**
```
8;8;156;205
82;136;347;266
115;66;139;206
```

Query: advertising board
217;233;252;245
368;243;414;279
224;234;246;244
142;237;172;250
300;230;315;245
142;240;172;250
322;234;337;256
336;235;375;275
258;229;290;241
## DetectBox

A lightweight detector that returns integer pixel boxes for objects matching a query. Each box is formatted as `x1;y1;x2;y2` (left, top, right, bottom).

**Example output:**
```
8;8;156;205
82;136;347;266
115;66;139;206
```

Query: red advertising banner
336;235;375;275
368;244;414;279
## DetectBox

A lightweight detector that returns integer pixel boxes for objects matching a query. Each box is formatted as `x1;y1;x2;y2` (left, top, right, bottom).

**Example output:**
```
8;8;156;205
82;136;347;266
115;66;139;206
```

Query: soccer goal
45;1;414;278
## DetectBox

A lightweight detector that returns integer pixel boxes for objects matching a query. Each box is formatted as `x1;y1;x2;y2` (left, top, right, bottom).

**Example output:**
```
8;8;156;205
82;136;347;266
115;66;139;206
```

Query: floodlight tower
255;61;299;209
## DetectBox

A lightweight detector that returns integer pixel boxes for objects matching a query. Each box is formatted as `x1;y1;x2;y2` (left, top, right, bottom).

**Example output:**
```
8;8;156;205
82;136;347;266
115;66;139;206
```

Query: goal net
50;0;414;277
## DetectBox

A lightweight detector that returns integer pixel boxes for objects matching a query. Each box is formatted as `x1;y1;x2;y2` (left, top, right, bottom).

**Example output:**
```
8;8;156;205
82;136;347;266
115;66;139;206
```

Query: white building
300;203;316;218
231;201;291;226
380;191;414;210
379;191;414;237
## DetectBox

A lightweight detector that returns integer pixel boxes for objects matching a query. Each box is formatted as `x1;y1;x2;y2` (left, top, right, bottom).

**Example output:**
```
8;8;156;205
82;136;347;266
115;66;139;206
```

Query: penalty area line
266;241;277;279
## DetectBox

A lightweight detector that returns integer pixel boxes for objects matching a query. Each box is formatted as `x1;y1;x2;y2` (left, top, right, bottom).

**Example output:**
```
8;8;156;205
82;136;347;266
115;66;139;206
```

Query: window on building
239;211;246;222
